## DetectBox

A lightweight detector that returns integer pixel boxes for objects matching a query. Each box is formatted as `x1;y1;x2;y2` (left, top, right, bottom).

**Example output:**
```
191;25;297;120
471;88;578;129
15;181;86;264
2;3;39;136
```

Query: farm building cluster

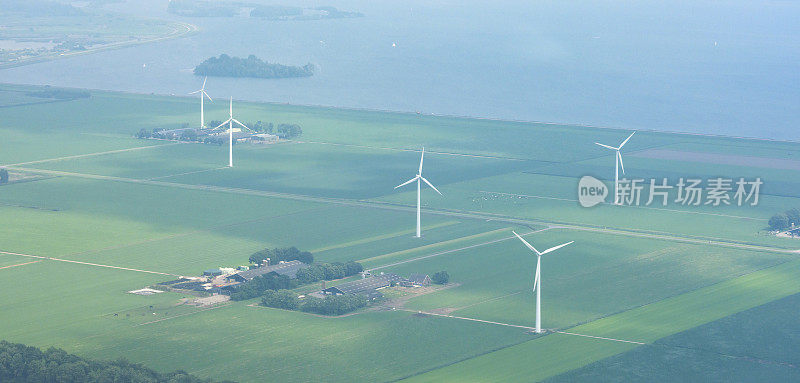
317;272;432;300
147;127;279;144
160;259;432;301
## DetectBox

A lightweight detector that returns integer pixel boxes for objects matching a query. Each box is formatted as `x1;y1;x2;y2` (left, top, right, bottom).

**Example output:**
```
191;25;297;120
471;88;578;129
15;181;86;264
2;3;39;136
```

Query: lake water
1;0;798;140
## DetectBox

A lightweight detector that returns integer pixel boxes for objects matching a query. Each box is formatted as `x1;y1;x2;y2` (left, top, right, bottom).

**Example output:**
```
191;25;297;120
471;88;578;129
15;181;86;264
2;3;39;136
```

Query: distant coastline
193;54;314;79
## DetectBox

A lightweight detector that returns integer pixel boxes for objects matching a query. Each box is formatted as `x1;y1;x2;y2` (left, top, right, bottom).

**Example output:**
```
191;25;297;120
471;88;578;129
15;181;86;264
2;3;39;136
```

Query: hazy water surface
1;0;798;139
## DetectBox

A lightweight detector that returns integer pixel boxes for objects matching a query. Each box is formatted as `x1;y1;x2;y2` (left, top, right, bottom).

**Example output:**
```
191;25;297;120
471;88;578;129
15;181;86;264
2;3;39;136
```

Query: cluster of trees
230;272;296;301
275;123;302;139
769;208;800;231
0;340;224;382
261;290;369;315
248;246;314;265
432;270;450;285
194;54;314;79
295;261;363;284
0;169;8;184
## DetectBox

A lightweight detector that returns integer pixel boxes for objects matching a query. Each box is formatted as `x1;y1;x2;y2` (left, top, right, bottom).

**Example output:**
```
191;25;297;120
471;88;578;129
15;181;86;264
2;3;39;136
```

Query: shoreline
0;21;198;70
0;81;797;146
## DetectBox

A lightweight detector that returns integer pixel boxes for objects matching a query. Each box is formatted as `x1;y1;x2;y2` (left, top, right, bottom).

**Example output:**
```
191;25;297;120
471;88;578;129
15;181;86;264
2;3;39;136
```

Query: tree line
295;261;363;284
769;208;800;231
248;246;313;265
0;168;8;184
0;340;227;382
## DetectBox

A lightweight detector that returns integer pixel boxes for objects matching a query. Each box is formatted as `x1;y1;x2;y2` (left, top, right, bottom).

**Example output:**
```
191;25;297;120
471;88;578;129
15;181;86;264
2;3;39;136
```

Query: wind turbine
512;231;573;334
211;97;251;167
189;77;212;129
595;131;635;204
395;148;442;238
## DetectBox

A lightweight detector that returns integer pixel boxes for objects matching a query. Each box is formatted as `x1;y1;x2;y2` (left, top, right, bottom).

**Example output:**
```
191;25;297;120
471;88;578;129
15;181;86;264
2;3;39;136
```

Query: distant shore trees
194;54;314;79
0;168;8;184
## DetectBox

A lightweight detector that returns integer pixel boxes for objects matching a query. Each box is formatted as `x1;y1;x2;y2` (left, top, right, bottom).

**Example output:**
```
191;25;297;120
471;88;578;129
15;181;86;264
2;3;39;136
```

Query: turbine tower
395;148;442;238
211;97;251;167
595;131;635;204
189;77;212;129
512;231;573;333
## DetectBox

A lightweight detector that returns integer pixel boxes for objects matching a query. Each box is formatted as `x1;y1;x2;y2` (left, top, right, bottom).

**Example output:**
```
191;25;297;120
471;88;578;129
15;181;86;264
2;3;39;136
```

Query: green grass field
1;84;799;382
546;292;800;382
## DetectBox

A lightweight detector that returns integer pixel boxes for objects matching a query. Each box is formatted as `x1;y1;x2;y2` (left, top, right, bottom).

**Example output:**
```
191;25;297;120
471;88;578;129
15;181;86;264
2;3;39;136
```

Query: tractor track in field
0;250;180;276
9;166;799;257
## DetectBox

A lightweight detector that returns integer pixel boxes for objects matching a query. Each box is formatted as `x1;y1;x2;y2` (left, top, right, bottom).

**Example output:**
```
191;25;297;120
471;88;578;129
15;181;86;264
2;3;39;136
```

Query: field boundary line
366;228;550;271
0;250;181;276
555;331;645;345
481;190;767;221
400;309;645;345
0;260;42;270
3;142;181;167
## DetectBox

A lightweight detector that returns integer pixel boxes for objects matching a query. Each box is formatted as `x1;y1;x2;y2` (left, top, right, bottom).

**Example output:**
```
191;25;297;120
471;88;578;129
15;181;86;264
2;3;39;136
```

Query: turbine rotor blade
595;142;618;151
232;118;249;131
418;147;425;175
189;90;201;95
420;176;442;196
619;131;636;149
540;241;574;255
618;151;625;175
394;176;419;189
212;119;232;130
512;231;541;256
203;90;212;102
229;97;233;117
202;76;207;89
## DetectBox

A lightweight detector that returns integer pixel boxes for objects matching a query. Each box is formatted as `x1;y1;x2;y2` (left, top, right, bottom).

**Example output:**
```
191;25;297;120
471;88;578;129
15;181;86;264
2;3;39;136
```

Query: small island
193;54;314;79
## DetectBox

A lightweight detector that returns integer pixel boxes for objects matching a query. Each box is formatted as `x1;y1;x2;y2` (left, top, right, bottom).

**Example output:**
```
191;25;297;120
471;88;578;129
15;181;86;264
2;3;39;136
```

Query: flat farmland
1;85;800;382
547;292;800;382
389;229;788;328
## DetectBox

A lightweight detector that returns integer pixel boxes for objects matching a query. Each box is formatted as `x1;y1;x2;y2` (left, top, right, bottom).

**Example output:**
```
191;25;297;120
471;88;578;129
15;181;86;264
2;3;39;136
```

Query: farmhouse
226;260;308;283
407;273;432;287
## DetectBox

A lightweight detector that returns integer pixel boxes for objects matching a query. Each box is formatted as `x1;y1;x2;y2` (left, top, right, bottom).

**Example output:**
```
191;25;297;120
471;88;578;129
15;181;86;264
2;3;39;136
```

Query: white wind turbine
395;148;442;238
211;97;251;167
512;231;573;334
595;131;635;204
189;77;212;129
